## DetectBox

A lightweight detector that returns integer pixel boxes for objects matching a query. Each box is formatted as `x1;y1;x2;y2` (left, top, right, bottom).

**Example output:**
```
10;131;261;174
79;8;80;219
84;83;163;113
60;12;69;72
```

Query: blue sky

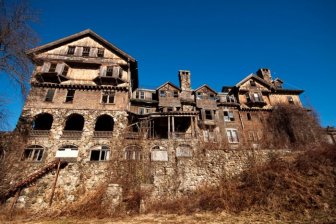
1;0;335;130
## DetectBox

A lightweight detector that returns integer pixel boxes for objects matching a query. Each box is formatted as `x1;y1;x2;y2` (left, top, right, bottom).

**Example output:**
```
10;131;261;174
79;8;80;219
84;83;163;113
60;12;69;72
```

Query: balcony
61;131;83;139
93;131;113;138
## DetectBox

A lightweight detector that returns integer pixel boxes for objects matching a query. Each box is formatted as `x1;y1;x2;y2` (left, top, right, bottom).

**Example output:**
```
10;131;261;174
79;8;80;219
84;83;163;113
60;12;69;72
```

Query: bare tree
0;0;39;96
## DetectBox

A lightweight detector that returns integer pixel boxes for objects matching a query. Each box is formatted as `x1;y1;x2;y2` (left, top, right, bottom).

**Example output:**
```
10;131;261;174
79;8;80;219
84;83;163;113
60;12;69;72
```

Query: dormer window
97;48;104;57
49;63;57;72
67;46;75;55
82;47;90;56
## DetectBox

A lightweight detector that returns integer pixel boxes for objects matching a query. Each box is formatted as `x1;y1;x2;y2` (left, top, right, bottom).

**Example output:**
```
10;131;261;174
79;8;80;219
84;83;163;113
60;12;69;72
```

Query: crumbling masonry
0;30;307;212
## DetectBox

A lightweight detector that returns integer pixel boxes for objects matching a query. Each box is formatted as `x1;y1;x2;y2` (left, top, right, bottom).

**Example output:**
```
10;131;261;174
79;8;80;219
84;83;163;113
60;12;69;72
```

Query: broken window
67;46;75;55
45;89;55;102
97;48;104;57
90;145;110;161
64;114;84;131
287;96;294;104
101;92;115;104
82;47;90;56
224;111;234;122
32;113;53;130
205;110;213;120
95;114;114;131
226;129;239;143
65;90;75;103
22;145;44;162
62;65;69;76
124;145;142;160
49;63;57;72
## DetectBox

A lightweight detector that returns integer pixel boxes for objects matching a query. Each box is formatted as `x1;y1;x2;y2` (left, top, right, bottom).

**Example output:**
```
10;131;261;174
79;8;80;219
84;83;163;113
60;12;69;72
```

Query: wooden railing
61;131;83;139
93;131;113;138
30;130;50;137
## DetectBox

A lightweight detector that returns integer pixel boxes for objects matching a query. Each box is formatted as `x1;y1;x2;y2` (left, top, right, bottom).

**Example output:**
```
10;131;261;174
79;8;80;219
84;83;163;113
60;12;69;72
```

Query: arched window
124;145;142;160
95;114;114;131
90;145;110;161
64;114;84;131
176;144;193;157
22;145;44;161
56;145;78;158
151;145;168;161
32;113;53;130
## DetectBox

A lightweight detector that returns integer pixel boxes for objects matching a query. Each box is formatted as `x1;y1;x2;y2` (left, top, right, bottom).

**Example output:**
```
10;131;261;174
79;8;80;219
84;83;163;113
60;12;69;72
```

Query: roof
26;29;136;62
194;84;217;94
235;74;271;88
156;81;181;91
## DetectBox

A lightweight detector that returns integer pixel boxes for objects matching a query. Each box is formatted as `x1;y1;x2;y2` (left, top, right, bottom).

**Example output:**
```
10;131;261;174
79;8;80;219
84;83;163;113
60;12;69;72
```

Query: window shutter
75;46;83;56
90;48;98;57
100;66;107;77
42;62;51;72
55;63;65;75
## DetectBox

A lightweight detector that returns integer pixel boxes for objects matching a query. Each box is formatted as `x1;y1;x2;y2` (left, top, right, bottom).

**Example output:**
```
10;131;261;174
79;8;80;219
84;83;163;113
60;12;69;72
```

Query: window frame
97;48;104;57
45;89;55;102
106;66;113;77
65;89;75;103
205;110;213;120
226;128;239;143
82;47;90;57
21;145;44;162
62;65;69;76
67;46;76;55
224;111;235;122
101;91;115;104
49;63;57;73
90;145;110;161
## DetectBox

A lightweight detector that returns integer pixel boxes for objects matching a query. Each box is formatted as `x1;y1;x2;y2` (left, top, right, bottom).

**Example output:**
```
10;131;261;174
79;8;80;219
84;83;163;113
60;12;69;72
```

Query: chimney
178;70;191;91
257;68;272;83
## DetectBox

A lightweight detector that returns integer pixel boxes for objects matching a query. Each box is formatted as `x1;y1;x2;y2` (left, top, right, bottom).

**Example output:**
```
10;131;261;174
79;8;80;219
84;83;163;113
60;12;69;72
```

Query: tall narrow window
82;47;90;56
205;110;212;120
247;112;252;121
45;89;55;102
67;46;75;55
106;66;113;77
139;91;145;99
97;48;104;57
101;92;115;104
49;63;57;72
65;90;75;103
226;129;239;143
62;66;69;76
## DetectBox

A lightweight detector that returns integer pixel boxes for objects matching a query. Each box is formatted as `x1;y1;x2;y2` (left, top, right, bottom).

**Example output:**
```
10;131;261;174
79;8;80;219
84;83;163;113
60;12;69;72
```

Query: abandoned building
0;29;312;211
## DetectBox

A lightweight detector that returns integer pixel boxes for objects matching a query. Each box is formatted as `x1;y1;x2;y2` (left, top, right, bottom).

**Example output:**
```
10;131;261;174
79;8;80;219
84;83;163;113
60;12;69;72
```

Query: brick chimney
257;68;272;83
178;70;191;91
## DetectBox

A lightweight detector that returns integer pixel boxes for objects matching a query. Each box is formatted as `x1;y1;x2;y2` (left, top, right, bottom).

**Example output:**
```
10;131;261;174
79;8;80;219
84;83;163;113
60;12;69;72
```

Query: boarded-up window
176;144;193;157
45;89;55;102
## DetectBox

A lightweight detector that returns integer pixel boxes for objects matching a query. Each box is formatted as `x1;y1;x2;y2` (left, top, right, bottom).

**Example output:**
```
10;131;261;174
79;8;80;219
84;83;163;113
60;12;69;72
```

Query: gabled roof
156;81;181;91
26;29;136;62
194;84;217;94
235;74;271;88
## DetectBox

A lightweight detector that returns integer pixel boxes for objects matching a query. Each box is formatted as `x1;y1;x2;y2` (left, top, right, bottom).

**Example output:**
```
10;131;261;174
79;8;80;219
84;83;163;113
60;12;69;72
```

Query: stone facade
1;29;307;212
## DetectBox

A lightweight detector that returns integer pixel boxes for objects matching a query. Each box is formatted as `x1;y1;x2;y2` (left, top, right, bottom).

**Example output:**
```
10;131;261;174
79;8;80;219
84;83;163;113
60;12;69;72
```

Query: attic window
97;48;104;57
67;46;75;55
82;47;90;57
173;91;178;98
49;63;57;72
250;80;256;87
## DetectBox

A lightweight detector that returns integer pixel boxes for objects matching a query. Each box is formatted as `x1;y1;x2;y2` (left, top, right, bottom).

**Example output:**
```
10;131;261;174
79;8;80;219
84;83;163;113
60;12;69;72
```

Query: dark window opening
95;114;114;131
106;66;113;77
22;145;44;162
90;146;109;161
49;63;57;72
250;80;256;87
65;90;75;103
64;114;84;131
247;113;252;120
62;66;69;76
45;89;55;102
82;47;90;56
67;46;75;55
205;110;212;120
167;107;173;112
101;92;114;104
97;48;104;57
173;91;179;98
33;113;53;130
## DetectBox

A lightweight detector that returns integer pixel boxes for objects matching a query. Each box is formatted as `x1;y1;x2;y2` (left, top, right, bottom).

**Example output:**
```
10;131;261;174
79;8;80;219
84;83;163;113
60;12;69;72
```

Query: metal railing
93;131;113;138
30;130;50;137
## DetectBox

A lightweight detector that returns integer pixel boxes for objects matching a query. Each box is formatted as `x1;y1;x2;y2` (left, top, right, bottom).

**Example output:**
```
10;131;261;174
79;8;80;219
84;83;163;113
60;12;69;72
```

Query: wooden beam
49;159;61;207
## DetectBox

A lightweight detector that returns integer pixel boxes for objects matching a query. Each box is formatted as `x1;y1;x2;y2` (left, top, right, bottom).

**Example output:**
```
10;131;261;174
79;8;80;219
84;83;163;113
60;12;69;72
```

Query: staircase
0;159;68;203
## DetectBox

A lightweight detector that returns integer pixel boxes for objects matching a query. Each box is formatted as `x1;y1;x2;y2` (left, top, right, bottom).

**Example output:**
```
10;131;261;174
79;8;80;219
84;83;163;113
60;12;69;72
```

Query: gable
194;85;217;94
237;75;271;91
157;82;180;91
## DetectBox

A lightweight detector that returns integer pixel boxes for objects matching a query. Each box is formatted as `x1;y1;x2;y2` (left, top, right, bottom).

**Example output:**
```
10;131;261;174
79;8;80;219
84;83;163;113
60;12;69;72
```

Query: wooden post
9;188;21;219
49;159;61;207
